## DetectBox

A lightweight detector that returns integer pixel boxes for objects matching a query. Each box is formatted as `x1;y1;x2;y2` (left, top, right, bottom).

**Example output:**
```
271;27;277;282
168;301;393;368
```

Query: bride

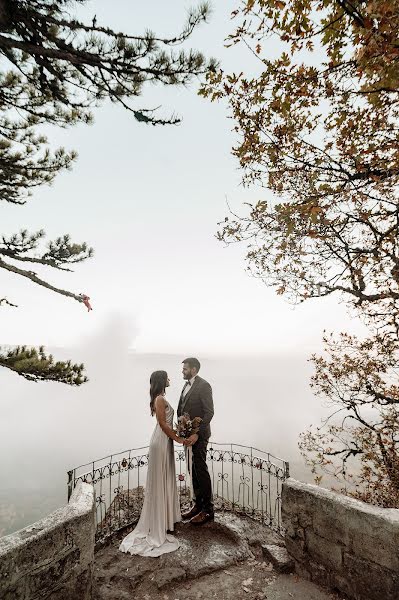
119;370;186;557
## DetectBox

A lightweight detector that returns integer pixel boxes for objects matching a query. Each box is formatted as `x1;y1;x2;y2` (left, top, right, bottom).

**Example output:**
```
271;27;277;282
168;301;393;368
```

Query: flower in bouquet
174;413;202;439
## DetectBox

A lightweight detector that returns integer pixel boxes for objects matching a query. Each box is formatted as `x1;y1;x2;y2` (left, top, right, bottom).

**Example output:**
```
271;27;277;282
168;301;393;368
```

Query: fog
0;316;330;536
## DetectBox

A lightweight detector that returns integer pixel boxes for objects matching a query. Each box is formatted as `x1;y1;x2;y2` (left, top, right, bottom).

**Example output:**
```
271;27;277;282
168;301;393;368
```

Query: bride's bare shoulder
154;394;166;408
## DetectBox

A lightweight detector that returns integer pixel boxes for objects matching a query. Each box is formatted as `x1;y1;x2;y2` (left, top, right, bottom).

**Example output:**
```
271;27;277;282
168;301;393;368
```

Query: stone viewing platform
93;512;342;600
1;442;398;600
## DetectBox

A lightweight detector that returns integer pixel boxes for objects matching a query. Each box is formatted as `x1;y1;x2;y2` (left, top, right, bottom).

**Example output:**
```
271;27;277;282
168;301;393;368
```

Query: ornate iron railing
67;442;289;544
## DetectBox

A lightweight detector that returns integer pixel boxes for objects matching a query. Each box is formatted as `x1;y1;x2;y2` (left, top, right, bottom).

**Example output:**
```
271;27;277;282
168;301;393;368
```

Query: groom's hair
183;357;200;372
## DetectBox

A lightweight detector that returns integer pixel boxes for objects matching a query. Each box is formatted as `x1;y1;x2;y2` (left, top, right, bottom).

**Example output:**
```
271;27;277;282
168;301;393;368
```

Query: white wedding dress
119;398;181;557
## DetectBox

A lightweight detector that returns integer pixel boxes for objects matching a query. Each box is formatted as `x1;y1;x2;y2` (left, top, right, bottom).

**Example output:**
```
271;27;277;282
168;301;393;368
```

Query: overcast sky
0;0;364;357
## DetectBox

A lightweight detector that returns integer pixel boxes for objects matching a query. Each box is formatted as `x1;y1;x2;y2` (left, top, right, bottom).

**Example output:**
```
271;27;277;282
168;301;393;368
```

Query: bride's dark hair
149;370;168;416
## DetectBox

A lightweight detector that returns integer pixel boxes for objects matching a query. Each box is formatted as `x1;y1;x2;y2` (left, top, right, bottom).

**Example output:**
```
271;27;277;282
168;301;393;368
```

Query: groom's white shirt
182;375;196;398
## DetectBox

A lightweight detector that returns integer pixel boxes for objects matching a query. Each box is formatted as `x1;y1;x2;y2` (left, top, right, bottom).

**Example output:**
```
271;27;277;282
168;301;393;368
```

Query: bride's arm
154;396;184;444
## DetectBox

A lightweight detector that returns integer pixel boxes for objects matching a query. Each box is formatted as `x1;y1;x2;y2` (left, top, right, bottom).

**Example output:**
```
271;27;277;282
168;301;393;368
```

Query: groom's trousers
192;438;213;514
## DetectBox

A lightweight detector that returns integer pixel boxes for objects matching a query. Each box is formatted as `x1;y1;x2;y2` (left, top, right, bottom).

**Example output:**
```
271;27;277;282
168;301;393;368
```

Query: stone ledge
305;530;343;571
0;481;94;556
0;482;95;600
283;478;399;571
283;478;399;522
282;478;399;600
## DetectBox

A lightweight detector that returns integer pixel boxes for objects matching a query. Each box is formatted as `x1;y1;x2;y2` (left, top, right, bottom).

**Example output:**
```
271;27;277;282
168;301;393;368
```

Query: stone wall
0;481;95;600
282;478;399;600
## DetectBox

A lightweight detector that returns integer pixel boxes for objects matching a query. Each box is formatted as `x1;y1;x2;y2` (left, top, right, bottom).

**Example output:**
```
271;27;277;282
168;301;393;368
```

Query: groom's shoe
190;511;214;526
181;505;201;521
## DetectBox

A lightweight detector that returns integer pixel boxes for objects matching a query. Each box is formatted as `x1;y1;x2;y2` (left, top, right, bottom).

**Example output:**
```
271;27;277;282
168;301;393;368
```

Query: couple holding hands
119;357;214;557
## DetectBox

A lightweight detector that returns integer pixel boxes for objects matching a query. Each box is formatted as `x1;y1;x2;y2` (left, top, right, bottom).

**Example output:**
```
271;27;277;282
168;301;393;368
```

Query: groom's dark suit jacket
177;375;214;440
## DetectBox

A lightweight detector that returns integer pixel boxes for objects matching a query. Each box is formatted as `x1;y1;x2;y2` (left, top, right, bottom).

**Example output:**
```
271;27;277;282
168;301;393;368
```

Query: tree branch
0;296;17;307
0;257;85;305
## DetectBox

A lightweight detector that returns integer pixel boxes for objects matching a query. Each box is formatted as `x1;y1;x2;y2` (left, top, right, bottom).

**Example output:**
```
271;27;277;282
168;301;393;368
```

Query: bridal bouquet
174;413;202;439
175;414;202;500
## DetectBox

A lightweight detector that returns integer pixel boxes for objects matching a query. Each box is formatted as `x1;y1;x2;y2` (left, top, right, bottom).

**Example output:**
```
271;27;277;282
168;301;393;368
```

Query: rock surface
93;513;345;600
262;544;295;573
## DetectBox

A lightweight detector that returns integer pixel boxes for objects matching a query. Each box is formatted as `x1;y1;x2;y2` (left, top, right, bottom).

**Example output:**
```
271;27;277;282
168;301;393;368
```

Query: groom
177;357;214;525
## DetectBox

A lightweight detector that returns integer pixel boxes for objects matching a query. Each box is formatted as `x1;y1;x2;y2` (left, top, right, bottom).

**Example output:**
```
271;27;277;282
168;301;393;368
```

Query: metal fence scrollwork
67;442;289;544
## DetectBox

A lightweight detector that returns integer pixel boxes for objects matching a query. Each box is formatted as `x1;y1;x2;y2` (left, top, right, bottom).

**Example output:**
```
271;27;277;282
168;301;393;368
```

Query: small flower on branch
80;293;93;311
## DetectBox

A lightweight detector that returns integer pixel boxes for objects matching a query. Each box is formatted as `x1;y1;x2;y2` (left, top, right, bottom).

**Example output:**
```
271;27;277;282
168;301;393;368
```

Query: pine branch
42;3;210;46
0;230;94;271
0;345;87;385
0;1;216;204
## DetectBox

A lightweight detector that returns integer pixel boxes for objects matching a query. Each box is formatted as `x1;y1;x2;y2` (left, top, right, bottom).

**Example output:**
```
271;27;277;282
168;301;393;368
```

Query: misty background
0;315;334;536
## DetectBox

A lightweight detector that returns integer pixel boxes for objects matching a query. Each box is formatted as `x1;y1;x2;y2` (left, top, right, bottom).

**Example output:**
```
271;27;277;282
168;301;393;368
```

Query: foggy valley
0;318;331;536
